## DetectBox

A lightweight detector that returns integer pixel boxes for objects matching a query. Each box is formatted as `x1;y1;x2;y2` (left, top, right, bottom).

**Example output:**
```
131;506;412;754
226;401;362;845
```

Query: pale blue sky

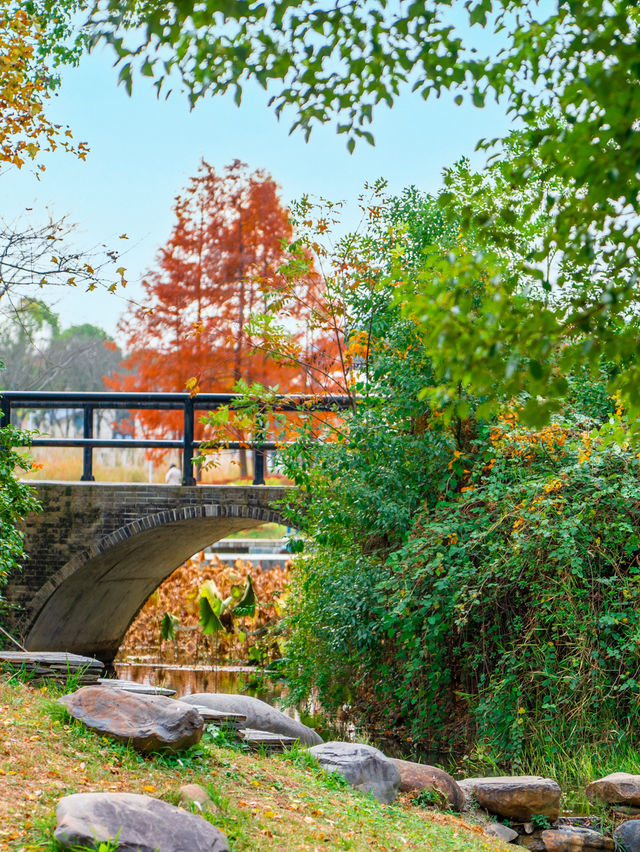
3;44;513;344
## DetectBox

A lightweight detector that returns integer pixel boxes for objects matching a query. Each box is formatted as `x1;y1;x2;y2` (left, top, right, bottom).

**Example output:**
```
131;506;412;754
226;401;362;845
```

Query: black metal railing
0;391;351;485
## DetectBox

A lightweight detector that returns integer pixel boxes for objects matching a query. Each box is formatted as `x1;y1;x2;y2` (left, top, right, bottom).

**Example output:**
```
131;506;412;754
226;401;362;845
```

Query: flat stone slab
189;706;247;726
0;651;103;684
59;685;203;753
0;651;103;669
180;693;322;746
309;741;401;805
458;776;561;821
241;728;297;752
391;758;464;810
586;772;640;806
98;678;176;696
55;792;229;851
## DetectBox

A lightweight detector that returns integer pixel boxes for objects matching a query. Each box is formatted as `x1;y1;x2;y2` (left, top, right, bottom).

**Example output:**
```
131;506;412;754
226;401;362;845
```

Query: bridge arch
8;483;289;663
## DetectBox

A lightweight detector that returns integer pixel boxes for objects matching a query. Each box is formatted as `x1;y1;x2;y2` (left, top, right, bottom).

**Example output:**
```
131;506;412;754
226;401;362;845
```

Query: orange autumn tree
110;159;319;476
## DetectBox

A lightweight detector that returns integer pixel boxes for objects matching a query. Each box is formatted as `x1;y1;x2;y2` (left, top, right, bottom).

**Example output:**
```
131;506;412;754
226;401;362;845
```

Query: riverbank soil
0;680;505;851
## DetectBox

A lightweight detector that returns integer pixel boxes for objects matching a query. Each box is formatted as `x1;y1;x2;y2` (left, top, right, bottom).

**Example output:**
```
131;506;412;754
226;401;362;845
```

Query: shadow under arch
25;503;285;664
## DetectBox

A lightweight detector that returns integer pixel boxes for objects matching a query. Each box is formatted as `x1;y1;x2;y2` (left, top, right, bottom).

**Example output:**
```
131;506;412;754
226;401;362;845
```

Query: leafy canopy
275;184;640;770
86;1;640;425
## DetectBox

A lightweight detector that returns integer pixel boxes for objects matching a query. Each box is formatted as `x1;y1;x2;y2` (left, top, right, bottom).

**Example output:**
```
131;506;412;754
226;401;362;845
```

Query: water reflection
114;662;292;714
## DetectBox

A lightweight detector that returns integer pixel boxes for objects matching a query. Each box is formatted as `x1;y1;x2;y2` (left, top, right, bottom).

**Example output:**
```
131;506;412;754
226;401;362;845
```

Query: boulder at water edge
458;776;561;821
614;820;640;852
538;826;615;851
390;758;464;810
309;741;401;804
55;793;229;852
58;685;203;753
180;692;322;746
586;772;640;806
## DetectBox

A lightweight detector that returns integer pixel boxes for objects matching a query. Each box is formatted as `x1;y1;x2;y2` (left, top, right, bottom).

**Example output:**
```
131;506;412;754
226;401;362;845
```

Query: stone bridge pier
6;483;289;663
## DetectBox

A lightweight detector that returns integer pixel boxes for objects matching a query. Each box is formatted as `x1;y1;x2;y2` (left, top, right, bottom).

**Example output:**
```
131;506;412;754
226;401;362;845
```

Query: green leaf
233;575;257;617
199;595;226;634
160;611;180;641
200;579;224;615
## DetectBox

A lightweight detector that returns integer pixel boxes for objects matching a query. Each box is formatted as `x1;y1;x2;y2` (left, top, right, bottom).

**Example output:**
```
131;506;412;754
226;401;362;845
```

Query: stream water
113;661;304;719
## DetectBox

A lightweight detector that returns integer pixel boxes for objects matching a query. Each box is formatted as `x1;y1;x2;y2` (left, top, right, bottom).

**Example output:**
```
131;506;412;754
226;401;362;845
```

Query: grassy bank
0;680;505;851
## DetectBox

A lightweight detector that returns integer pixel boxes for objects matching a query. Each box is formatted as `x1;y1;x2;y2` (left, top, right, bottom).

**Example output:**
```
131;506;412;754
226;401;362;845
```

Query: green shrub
273;183;640;771
0;423;40;629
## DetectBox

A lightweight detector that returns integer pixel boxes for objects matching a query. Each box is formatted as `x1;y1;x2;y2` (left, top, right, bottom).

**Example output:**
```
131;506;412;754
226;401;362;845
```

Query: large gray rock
180;693;322;746
458;776;561;821
58;685;203;753
54;792;229;851
615;820;640;851
309;741;401;804
390;758;464;810
586;773;640;806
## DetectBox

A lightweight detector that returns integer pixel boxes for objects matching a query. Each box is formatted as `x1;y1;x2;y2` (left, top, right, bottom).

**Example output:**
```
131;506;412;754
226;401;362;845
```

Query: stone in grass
58;685;203;754
586;773;640;807
390;758;464;811
309;741;401;805
179;784;213;812
483;822;519;843
54;792;229;852
458;776;561;822
180;693;322;747
539;826;615;850
615;820;640;852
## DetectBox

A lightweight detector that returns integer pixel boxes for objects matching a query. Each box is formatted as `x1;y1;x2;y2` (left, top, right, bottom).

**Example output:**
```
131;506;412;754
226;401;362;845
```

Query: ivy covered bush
272;172;640;770
284;384;640;766
376;411;640;763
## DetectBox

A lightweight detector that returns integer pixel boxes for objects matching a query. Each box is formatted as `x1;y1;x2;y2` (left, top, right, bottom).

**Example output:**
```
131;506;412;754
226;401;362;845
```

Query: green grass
1;679;506;851
226;523;287;540
519;735;640;815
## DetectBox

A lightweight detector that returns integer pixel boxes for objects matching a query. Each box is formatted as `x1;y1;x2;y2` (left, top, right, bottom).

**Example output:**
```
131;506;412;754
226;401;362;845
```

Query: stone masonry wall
5;483;288;654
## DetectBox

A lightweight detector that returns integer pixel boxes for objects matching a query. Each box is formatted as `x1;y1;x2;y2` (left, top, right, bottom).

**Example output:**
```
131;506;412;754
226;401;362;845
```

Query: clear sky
3;44;514;344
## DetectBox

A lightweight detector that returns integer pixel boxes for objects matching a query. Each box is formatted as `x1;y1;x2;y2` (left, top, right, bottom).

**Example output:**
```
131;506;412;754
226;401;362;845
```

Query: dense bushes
374;414;640;762
283;390;640;766
273;180;640;769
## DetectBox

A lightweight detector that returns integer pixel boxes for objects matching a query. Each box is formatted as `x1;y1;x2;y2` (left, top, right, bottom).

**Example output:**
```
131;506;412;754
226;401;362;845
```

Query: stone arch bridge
6;483;290;664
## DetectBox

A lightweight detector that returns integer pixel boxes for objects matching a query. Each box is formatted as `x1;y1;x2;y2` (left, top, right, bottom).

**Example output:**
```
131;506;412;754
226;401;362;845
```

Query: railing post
252;408;266;486
0;396;9;429
80;406;95;481
182;398;196;485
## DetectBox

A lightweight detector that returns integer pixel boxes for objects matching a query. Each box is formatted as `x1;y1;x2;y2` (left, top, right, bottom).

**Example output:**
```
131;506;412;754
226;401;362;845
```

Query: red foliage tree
109;160;319;475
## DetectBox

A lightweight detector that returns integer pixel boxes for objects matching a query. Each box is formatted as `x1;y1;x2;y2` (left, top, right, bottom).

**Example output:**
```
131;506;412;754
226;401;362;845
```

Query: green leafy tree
85;0;640;423
260;183;640;778
0;299;122;394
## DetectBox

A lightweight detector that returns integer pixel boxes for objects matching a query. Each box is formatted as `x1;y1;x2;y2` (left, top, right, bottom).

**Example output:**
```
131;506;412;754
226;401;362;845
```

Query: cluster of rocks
51;684;640;851
53;685;333;850
453;773;640;850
